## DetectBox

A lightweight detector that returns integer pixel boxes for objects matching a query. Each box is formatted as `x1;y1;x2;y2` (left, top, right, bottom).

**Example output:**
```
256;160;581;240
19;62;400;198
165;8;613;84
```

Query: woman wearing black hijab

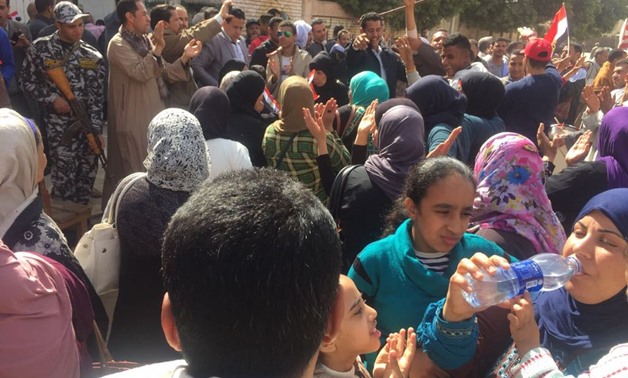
225;71;272;167
309;52;350;107
459;71;506;165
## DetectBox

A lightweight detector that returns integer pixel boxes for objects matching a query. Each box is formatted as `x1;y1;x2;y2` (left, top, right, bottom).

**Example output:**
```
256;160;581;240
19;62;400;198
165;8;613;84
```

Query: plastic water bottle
462;253;581;308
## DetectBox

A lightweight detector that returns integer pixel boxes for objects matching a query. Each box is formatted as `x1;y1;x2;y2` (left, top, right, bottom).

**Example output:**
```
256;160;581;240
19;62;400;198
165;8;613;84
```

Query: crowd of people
1;0;627;376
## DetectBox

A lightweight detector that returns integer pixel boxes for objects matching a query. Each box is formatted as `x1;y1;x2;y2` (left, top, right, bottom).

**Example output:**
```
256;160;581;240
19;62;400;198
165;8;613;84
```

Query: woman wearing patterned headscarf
108;108;210;363
472;132;566;259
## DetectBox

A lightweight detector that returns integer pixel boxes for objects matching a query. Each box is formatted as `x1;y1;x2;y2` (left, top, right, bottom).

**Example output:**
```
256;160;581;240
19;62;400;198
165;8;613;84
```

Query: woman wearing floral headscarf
472;132;566;259
108;108;210;363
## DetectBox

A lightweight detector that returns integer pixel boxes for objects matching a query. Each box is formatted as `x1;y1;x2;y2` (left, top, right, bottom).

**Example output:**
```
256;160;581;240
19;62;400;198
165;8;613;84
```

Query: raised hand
354;99;378;146
426;126;462;158
507;291;540;357
565;130;593;166
394;36;415;68
321;98;338;132
268;57;280;80
581;86;601;113
151;20;166;55
536;123;559;163
599;86;614;113
181;39;202;64
219;0;233;21
352;33;370;50
303;107;328;156
373;328;416;378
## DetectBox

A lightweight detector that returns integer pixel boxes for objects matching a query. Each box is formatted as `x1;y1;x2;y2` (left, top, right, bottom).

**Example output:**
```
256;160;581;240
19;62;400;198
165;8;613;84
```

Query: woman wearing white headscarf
0;108;109;336
108;108;211;363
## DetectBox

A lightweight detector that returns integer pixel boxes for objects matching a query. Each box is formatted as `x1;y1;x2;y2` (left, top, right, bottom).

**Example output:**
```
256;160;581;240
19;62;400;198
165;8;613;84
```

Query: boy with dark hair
441;33;488;86
347;11;407;97
104;168;345;377
497;38;562;146
249;15;282;68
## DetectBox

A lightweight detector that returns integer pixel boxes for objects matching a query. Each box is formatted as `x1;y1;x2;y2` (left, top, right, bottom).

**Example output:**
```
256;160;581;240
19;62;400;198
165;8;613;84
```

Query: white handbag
74;172;146;333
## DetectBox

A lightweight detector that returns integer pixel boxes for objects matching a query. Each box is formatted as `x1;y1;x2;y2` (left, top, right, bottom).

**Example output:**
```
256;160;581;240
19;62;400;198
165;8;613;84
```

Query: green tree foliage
459;0;628;40
334;0;474;30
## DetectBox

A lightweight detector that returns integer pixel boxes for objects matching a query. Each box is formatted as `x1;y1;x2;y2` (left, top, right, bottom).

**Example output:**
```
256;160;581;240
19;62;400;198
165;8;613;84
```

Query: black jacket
250;39;279;69
346;43;406;97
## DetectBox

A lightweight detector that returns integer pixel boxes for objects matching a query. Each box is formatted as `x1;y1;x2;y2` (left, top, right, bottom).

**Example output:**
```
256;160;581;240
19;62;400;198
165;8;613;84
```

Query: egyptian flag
307;69;320;101
263;87;280;113
544;4;568;52
619;18;628;50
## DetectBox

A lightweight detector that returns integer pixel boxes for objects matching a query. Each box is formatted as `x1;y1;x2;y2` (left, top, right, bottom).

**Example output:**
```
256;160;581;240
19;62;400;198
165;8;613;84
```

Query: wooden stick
378;0;430;17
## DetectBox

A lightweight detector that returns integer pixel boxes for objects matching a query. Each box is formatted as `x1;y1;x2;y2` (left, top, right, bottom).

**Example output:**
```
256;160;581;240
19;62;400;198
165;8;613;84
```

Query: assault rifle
46;65;107;168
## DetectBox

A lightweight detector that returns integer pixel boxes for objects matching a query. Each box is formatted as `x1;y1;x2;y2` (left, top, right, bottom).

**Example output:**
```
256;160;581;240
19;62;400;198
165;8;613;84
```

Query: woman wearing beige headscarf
262;76;350;202
0;108;109;335
0;241;80;378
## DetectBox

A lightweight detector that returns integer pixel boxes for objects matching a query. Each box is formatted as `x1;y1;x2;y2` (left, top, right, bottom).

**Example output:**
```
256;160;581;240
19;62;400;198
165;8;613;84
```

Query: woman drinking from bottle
417;188;628;377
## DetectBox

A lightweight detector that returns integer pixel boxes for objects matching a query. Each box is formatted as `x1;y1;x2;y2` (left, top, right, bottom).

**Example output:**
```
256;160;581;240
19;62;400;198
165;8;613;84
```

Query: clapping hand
373;328;417;378
315;98;338;132
564;130;593;166
426;126;462;158
151;21;166;55
303;107;328;155
181;39;202;64
354;99;378;146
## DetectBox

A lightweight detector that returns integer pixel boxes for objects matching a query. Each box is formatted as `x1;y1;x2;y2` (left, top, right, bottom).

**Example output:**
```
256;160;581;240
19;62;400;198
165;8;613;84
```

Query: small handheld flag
544;4;569;53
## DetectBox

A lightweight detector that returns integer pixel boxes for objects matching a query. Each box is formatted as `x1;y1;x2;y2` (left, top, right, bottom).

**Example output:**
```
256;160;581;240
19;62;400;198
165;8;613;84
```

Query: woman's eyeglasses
277;30;293;38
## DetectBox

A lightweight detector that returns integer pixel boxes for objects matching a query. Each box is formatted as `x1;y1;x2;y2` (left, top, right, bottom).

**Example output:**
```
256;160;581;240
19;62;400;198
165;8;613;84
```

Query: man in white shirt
611;59;628;106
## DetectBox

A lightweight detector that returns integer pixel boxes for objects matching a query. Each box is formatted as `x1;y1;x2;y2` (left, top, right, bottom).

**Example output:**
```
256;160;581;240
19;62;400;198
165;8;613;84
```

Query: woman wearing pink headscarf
471;132;566;259
0;241;80;378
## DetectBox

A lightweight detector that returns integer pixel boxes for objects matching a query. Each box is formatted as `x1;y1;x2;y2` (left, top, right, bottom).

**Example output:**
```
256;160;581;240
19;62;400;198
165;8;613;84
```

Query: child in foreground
315;275;416;378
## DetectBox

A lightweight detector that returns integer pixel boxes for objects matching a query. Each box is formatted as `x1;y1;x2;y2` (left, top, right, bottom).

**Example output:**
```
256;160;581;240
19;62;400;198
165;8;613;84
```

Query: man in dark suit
346;12;406;97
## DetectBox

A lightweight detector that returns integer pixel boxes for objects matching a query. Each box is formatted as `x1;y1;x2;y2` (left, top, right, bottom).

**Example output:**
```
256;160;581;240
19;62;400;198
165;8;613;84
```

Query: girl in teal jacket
348;157;512;365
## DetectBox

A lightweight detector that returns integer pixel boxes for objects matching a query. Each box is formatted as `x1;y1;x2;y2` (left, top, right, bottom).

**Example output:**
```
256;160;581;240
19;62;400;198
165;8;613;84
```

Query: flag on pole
544;4;569;52
263;87;280;114
307;69;320;101
619;18;628;50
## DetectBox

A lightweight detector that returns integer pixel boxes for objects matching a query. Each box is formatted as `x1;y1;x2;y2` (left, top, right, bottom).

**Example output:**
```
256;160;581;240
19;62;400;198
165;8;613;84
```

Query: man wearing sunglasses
266;19;312;97
346;11;407;97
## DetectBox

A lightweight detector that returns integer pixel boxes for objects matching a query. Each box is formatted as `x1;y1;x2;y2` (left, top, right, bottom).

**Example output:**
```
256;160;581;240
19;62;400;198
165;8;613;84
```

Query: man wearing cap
20;1;104;204
245;18;259;47
497;38;562;146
